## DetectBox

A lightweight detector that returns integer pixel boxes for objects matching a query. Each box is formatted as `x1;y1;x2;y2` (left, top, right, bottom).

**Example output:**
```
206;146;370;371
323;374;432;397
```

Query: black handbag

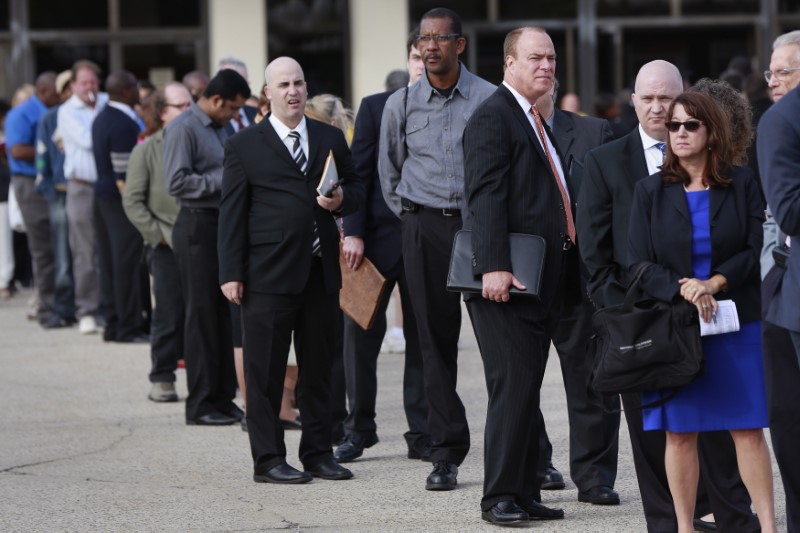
590;263;704;396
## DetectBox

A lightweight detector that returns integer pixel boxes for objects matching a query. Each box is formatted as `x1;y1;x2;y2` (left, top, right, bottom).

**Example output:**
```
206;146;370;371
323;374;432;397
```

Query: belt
401;198;460;217
184;206;218;214
69;178;94;187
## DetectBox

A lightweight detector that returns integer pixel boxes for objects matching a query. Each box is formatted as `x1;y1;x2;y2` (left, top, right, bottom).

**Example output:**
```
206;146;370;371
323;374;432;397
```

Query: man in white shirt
58;60;109;335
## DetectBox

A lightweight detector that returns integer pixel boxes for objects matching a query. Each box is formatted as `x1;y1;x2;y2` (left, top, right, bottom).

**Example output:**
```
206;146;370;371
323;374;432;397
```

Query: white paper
699;299;740;337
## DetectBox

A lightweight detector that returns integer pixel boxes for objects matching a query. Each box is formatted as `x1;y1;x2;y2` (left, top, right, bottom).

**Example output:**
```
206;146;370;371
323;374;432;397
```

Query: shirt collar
189;101;215;128
268;113;307;141
502;81;535;116
107;101;138;123
66;92;108;111
419;61;472;102
638;124;664;150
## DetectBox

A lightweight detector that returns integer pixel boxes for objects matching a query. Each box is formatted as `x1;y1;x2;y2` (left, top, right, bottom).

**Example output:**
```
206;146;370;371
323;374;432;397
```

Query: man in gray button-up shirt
378;7;494;492
163;69;251;426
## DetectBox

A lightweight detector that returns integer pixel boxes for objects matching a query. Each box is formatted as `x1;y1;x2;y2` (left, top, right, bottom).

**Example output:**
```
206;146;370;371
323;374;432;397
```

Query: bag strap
622;262;653;311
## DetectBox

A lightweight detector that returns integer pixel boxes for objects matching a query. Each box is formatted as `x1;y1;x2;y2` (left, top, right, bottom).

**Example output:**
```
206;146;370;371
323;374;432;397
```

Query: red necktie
530;105;576;244
233;112;244;131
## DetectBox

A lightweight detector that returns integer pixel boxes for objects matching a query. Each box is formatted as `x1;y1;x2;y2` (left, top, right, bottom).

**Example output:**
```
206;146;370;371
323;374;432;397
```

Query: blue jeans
48;191;76;319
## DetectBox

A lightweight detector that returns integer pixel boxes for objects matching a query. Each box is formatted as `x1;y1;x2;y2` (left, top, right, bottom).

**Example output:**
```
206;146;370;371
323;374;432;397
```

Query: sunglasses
667;120;703;133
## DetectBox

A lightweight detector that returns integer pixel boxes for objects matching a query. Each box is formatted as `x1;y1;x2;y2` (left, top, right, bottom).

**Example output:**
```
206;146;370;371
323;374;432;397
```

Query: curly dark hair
661;91;733;188
687;77;752;165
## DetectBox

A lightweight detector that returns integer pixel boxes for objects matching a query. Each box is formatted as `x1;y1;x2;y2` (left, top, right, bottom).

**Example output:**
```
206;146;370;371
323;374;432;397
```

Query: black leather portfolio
446;230;546;297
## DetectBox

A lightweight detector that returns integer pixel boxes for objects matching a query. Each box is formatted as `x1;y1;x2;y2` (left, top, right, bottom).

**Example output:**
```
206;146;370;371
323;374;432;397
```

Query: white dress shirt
269;114;308;163
58;92;109;182
638;125;666;176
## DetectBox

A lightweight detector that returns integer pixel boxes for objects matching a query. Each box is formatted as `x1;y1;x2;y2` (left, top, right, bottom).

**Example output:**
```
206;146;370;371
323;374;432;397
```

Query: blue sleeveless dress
642;189;768;432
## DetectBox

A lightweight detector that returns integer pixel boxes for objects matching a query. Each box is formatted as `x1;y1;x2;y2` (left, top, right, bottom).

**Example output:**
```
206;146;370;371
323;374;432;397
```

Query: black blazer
577;128;650;307
627;166;764;323
552;108;613;196
224;105;259;137
218;116;365;295
341;90;402;274
463;84;576;308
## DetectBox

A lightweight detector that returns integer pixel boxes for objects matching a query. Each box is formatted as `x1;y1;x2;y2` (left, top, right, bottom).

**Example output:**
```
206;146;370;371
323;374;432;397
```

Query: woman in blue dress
628;91;776;533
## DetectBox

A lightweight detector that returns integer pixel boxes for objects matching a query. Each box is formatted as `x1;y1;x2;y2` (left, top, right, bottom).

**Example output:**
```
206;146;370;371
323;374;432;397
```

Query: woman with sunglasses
627;91;776;533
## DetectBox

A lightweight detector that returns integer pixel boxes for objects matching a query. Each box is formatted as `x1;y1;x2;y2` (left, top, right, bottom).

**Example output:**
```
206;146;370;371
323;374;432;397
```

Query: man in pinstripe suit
462;27;576;525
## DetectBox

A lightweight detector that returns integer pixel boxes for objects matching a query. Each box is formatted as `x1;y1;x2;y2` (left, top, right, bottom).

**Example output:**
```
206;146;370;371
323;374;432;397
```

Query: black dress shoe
280;417;302;430
407;436;432;461
186;411;237;426
334;433;379;463
692;517;718;532
220;403;245;422
254;463;312;484
522;500;565;520
425;461;458;490
541;464;566;490
305;458;353;480
578;485;620;505
481;501;529;526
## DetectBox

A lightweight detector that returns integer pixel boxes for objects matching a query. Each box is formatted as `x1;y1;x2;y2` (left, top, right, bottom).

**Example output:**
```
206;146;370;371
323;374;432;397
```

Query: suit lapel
665;182;692;222
305;118;325;179
553;110;575;170
709;185;729;222
259;117;300;171
622;130;650;185
497;85;549;167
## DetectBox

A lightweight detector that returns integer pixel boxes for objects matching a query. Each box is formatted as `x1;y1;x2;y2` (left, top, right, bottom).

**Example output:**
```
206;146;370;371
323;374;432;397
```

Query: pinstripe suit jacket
463;83;576;308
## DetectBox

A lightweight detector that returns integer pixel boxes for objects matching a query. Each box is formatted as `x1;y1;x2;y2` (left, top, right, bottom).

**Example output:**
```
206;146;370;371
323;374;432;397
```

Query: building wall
208;0;267;94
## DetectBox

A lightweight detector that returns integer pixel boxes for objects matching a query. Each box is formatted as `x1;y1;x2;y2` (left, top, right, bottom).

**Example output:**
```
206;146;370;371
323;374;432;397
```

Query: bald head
34;71;60;107
182;70;209;102
632;60;684;141
264;57;307;129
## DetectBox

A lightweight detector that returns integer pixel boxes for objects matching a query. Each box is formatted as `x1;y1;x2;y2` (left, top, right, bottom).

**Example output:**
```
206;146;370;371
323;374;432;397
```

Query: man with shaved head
5;71;62;327
91;70;148;344
578;60;758;531
219;56;364;484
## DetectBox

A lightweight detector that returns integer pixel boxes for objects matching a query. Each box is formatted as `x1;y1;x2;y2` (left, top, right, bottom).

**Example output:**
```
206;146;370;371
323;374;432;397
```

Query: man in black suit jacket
463;27;574;525
218;56;365;484
531;88;622;505
578;59;757;532
334;35;431;465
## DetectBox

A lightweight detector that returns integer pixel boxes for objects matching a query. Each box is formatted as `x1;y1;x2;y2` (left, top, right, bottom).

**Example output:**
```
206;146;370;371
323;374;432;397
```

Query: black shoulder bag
589;262;704;396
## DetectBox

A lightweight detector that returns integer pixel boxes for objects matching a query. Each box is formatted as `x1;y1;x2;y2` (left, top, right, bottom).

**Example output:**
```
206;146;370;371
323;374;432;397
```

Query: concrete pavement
0;289;786;531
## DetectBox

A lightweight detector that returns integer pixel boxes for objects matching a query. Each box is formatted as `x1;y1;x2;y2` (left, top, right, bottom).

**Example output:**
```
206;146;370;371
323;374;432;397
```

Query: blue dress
642;189;768;432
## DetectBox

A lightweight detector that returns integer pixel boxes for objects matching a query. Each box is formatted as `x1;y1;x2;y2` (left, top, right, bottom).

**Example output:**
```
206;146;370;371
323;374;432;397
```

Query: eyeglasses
667;120;703;133
165;101;191;110
764;68;800;82
415;33;461;44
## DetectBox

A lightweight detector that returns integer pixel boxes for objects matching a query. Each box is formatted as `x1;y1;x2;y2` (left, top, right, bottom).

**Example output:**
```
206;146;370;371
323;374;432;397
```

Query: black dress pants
401;209;467;465
539;298;621;491
172;207;236;420
342;256;428;446
147;244;184;383
94;196;145;341
762;264;800;532
622;392;757;532
242;259;336;473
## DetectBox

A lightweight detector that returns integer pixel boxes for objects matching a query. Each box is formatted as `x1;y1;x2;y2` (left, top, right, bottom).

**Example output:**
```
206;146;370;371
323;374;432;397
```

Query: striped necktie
656;142;666;162
288;130;320;256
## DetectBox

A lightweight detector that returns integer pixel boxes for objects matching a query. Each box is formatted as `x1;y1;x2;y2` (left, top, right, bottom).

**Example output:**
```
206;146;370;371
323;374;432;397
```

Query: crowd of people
2;5;799;530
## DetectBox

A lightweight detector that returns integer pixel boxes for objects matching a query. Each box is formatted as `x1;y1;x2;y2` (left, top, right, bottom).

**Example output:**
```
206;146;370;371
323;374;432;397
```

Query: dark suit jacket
224;105;258;137
627;167;764;323
758;86;800;331
218;116;365;295
463;84;575;309
552;109;613;196
577;128;650;307
341;90;402;274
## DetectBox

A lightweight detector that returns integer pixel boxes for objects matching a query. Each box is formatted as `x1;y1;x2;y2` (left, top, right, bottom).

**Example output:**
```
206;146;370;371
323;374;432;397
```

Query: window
28;0;107;29
120;0;201;28
123;44;197;82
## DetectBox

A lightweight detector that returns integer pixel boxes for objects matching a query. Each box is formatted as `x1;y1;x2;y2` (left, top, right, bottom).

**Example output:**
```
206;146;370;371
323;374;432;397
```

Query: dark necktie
656;142;666;162
288;131;319;256
530;105;576;244
233;112;244;131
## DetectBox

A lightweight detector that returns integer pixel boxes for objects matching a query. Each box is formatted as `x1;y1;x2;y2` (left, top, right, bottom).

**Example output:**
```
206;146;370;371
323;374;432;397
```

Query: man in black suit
463;27;574;525
218;56;365;484
578;59;757;532
334;33;431;464
532;85;622;505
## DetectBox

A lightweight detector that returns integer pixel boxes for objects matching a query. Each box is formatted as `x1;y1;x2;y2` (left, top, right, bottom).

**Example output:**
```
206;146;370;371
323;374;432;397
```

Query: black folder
446;230;546;298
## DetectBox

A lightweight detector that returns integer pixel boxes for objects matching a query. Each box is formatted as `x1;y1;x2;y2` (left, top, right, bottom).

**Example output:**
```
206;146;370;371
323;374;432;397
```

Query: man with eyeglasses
379;7;494;492
578;60;757;532
123;82;193;403
758;29;800;531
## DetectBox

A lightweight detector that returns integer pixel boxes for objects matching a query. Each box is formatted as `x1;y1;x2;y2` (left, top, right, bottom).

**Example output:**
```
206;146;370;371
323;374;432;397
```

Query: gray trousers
12;176;55;317
66;180;99;318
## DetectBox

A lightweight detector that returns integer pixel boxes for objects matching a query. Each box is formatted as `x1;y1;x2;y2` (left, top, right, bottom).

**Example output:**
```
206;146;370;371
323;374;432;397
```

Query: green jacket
122;129;179;248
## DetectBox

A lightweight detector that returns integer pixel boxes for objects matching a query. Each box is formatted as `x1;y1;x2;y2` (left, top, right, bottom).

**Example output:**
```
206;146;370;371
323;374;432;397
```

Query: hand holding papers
317;150;340;198
700;300;740;337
